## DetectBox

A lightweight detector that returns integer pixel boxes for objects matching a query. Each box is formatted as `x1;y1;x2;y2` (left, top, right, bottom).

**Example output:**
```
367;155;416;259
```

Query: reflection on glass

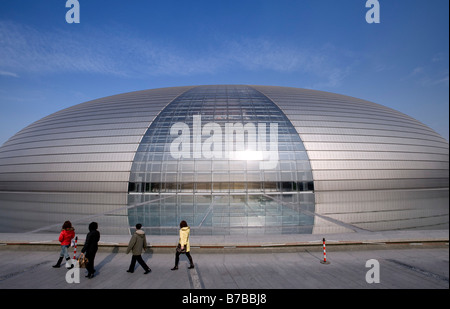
127;85;315;235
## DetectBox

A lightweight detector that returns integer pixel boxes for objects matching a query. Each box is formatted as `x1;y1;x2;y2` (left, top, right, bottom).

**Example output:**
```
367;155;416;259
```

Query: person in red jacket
52;221;75;269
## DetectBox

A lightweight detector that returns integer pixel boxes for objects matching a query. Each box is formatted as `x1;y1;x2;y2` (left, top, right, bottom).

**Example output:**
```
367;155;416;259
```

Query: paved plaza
0;245;448;290
0;230;448;290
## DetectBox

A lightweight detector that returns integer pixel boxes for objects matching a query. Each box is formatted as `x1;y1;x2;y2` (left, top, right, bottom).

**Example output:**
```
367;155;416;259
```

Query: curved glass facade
127;85;315;235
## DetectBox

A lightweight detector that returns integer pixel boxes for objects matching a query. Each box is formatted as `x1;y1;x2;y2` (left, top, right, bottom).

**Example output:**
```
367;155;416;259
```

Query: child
52;221;75;269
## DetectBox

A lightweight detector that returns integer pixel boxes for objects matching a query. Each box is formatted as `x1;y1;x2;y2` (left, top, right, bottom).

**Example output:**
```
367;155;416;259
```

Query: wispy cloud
222;38;353;83
409;67;449;87
0;21;125;76
0;70;18;78
406;53;449;87
0;20;353;87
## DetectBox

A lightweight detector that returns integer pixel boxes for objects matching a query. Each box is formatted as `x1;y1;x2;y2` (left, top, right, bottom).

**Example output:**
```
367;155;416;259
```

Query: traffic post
320;238;330;264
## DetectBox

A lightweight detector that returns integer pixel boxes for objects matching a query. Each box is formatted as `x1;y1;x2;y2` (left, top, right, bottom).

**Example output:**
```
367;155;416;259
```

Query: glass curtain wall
128;85;315;235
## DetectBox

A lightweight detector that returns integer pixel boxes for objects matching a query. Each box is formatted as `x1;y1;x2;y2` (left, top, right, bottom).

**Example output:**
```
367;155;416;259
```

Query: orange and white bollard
320;238;330;264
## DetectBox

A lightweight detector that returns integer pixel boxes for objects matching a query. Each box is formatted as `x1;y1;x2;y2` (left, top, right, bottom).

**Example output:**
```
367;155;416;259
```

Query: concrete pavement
0;230;448;290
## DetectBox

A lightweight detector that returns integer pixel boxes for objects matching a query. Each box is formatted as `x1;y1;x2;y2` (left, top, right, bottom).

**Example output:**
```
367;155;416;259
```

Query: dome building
0;85;448;235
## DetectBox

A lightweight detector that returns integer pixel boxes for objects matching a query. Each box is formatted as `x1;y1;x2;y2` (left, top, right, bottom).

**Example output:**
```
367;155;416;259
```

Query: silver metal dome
0;85;447;235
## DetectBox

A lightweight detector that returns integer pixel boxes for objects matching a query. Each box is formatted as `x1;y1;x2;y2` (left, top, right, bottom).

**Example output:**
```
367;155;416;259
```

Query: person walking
126;224;151;274
81;222;100;279
53;221;75;269
171;220;194;270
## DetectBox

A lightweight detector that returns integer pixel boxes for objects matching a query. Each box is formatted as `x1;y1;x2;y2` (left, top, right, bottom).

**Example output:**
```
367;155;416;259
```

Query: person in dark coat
126;223;151;274
81;222;100;279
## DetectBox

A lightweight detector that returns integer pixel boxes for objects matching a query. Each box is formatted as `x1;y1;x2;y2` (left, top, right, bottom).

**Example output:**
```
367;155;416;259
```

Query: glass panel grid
127;85;315;235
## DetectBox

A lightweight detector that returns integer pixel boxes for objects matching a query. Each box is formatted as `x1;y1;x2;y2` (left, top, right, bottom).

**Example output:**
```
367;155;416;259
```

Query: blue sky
0;0;448;145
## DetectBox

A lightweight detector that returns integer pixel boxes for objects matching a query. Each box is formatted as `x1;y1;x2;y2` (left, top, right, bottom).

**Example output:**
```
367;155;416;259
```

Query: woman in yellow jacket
171;220;194;270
